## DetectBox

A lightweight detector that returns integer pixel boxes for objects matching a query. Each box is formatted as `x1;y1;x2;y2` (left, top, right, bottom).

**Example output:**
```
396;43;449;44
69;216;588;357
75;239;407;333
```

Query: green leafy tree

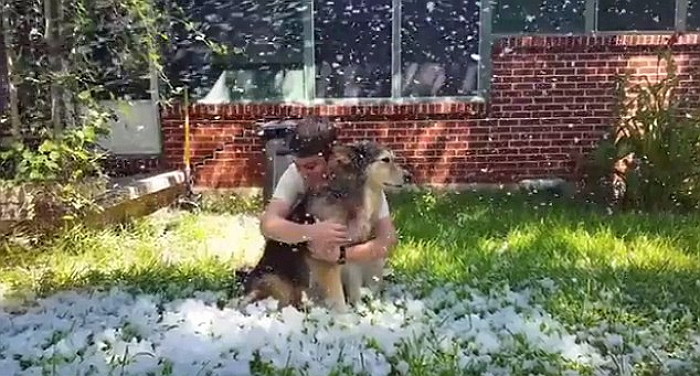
0;0;224;222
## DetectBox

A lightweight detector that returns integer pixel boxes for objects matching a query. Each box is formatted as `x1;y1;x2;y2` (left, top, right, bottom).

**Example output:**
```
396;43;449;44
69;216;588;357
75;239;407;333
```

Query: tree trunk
59;0;74;129
44;0;62;137
1;3;21;142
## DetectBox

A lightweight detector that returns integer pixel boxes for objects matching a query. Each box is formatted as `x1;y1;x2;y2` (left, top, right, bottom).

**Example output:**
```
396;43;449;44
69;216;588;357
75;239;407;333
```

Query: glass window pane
401;0;480;98
314;0;393;99
597;0;675;31
492;0;586;34
165;0;306;102
688;0;700;30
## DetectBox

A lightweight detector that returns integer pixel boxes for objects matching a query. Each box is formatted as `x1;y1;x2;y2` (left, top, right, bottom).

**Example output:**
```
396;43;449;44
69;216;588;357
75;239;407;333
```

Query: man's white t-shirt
272;163;391;219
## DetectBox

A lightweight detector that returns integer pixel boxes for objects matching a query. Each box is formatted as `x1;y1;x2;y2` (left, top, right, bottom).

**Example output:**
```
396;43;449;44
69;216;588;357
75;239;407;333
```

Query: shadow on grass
388;189;700;323
3;188;699;328
2;259;248;305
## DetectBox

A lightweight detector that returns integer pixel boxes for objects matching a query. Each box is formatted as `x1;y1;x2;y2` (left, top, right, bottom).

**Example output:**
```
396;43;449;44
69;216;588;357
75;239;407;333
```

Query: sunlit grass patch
0;209;264;302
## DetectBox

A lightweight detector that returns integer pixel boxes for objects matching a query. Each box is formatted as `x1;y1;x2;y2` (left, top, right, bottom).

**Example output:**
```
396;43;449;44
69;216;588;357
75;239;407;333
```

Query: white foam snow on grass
0;281;698;376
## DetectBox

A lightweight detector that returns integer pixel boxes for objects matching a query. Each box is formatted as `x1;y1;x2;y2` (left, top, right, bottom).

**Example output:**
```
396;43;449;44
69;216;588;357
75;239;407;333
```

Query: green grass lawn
390;190;700;322
2;189;700;375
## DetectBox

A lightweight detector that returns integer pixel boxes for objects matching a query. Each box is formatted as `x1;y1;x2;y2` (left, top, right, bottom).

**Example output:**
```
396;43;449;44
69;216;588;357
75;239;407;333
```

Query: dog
240;140;410;311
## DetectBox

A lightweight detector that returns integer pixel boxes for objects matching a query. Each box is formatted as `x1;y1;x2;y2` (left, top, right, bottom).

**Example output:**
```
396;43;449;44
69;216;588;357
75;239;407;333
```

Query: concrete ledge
95;170;186;207
85;170;186;228
85;183;185;229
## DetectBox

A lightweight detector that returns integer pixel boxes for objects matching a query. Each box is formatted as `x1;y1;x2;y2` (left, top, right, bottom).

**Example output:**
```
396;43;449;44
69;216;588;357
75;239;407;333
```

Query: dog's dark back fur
242;197;315;299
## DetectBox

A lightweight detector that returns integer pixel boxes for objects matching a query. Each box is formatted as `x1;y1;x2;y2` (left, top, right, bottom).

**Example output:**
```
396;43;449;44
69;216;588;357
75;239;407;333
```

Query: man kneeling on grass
259;116;398;269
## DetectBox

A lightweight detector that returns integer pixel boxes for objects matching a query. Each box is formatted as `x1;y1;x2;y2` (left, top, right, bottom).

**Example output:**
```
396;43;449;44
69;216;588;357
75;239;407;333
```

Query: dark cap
286;116;338;158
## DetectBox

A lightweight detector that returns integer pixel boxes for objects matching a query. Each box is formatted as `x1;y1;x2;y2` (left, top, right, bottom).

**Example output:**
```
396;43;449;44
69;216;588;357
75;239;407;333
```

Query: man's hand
304;220;347;263
307;240;342;263
344;217;398;263
305;220;349;245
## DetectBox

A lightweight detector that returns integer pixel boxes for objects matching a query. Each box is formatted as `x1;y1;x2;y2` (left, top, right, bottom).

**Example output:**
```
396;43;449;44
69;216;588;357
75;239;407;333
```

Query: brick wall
159;33;700;189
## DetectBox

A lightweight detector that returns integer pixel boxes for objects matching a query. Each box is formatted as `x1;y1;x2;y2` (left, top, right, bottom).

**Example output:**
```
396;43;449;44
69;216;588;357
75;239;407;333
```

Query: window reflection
597;0;675;31
492;0;586;34
314;0;393;99
166;0;307;102
401;0;480;98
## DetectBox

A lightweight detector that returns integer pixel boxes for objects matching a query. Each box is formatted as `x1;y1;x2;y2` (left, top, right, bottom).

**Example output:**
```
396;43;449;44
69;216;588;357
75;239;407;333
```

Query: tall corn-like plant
594;48;700;212
581;74;631;207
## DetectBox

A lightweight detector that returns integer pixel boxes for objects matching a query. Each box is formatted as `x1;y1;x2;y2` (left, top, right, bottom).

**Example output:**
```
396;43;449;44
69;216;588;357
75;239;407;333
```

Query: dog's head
327;141;410;190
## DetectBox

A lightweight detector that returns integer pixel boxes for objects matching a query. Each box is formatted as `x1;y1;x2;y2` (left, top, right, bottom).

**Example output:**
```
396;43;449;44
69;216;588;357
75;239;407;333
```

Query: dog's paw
325;299;349;314
345;291;362;305
221;298;241;310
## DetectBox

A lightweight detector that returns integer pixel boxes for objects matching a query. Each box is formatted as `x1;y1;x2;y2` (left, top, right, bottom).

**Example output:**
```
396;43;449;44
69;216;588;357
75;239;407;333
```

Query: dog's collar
337;237;376;264
343;238;371;248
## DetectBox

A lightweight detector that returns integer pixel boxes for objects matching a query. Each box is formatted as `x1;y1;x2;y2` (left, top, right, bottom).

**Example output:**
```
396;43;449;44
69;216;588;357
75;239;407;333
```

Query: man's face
294;154;328;190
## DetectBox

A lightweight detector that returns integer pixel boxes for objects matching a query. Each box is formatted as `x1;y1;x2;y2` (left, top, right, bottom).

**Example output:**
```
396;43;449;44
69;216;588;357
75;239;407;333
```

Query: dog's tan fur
305;142;407;311
241;141;408;311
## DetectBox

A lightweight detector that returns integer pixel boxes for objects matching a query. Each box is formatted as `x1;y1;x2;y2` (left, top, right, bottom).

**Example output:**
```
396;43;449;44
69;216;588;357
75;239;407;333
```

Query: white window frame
677;0;689;31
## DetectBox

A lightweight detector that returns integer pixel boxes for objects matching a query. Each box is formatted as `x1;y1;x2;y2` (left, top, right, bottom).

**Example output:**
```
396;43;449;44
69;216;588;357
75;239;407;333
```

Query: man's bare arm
260;199;349;245
259;199;311;244
345;217;398;262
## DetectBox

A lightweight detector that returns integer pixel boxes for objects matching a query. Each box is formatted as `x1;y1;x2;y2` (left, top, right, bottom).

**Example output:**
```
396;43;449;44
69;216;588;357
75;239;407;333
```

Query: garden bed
0;170;186;235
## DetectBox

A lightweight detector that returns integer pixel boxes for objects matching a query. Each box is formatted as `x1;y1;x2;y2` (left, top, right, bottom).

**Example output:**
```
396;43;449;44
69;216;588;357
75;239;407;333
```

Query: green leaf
29;171;43;181
21;150;34;161
46;161;60;171
38;140;57;153
78;90;92;100
83;126;96;141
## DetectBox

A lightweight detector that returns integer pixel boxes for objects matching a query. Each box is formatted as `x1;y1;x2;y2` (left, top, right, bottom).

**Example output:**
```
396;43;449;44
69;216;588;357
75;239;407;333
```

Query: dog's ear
330;145;353;167
350;141;380;169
